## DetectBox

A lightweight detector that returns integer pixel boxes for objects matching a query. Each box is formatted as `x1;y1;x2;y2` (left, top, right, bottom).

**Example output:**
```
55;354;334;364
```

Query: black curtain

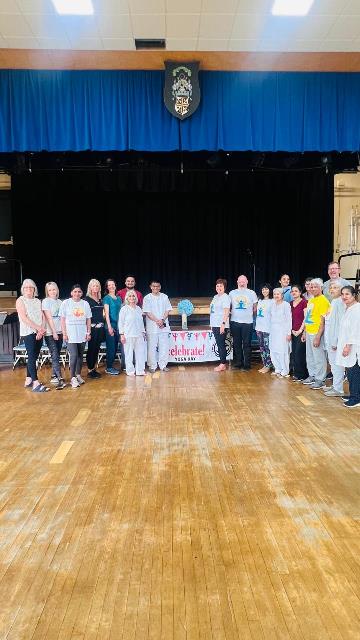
11;168;333;298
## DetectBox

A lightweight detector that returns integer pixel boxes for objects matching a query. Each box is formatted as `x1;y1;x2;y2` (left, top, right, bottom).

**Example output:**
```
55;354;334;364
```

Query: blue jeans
105;325;119;369
45;334;63;379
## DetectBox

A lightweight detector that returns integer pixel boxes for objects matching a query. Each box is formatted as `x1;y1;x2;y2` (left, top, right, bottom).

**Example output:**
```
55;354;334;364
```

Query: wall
334;172;360;284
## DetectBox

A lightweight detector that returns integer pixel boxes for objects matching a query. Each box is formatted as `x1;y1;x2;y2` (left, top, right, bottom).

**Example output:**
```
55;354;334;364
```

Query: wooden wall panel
0;49;360;71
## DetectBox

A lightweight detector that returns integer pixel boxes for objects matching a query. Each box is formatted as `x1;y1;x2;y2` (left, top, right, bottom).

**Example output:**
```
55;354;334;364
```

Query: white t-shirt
42;297;63;335
118;305;144;338
255;298;273;333
59;298;92;343
229;288;257;324
143;293;172;334
210;293;231;328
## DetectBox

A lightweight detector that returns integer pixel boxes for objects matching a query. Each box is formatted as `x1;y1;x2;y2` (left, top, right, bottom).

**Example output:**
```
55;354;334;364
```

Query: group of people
209;262;360;408
15;275;171;391
15;261;360;408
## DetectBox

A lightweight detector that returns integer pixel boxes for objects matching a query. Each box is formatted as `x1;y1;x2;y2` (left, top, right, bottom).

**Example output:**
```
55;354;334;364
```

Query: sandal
32;384;51;393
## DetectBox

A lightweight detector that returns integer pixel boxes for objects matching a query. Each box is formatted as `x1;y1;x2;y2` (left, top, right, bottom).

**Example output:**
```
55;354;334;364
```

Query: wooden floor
0;363;359;640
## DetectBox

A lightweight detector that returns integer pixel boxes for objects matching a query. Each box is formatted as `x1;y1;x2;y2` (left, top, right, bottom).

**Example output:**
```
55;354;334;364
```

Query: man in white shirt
229;274;257;370
143;281;172;372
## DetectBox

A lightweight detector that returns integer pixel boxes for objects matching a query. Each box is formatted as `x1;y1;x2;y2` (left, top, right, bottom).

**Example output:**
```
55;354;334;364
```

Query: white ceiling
0;0;359;52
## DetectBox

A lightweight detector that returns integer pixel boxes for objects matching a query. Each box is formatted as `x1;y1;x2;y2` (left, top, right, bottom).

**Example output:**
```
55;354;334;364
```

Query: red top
117;288;143;307
290;298;307;331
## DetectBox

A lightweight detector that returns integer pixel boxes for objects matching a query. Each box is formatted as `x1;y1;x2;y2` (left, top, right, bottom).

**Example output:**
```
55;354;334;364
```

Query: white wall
334;172;360;283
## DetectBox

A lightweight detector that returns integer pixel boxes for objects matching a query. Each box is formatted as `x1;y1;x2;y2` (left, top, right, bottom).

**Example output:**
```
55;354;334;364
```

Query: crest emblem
164;61;200;120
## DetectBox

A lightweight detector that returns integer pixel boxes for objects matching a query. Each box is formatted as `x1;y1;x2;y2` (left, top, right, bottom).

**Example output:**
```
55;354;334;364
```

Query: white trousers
306;333;327;381
270;350;290;376
124;336;145;375
146;332;169;370
327;348;344;393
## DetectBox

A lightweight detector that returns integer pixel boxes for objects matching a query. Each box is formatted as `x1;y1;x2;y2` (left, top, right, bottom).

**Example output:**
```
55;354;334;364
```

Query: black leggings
212;327;228;364
86;326;104;370
23;333;42;381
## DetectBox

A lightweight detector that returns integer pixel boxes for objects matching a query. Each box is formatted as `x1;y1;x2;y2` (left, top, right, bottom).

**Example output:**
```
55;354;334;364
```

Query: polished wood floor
0;362;359;639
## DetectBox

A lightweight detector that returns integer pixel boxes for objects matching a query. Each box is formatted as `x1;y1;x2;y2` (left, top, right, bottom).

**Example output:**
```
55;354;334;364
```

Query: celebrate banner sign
168;330;232;363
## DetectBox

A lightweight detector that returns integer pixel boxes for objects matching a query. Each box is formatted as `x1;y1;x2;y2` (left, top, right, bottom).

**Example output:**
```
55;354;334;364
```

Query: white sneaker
50;376;59;385
76;375;85;385
126;372;135;377
71;377;80;388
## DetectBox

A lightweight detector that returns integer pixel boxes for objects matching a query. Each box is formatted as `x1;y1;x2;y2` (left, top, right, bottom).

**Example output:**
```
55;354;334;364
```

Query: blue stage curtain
1;69;360;152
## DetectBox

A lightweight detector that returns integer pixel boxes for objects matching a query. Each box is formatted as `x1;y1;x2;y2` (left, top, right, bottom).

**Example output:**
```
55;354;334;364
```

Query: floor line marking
49;441;75;464
296;395;313;406
70;409;91;427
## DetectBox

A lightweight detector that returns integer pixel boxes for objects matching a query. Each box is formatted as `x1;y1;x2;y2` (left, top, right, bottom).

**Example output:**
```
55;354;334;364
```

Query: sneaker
88;369;101;379
126;372;135;377
136;371;146;376
292;377;304;383
71;377;80;388
324;389;343;397
105;367;120;375
149;368;156;373
309;381;326;390
56;381;66;390
342;395;350;401
325;371;333;380
280;373;290;378
344;399;360;408
302;377;315;385
76;375;85;385
323;385;333;393
160;367;170;372
50;376;59;385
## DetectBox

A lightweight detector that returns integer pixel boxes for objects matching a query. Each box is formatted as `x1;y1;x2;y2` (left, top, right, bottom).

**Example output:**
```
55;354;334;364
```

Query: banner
168;330;232;363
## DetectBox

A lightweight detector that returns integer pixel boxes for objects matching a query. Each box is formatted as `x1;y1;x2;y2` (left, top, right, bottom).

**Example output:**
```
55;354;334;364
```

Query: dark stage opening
6;151;337;298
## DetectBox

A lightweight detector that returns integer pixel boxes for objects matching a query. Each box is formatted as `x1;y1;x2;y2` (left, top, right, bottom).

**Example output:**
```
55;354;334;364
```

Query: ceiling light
52;0;94;15
272;0;314;16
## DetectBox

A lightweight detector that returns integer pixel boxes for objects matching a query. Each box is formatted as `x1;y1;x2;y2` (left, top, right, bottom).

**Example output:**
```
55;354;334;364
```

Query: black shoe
341;395;350;401
326;371;333;380
344;399;360;408
88;369;101;379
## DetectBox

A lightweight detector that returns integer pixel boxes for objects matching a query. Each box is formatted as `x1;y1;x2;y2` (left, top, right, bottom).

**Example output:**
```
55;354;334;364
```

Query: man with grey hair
323;261;350;302
301;278;331;389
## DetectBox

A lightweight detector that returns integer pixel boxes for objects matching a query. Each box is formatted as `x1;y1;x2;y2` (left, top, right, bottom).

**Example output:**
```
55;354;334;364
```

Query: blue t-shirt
103;294;121;327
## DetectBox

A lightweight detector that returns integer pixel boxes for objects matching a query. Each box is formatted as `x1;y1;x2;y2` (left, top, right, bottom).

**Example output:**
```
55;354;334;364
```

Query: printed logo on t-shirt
304;304;315;325
73;306;85;318
234;295;248;310
257;302;265;318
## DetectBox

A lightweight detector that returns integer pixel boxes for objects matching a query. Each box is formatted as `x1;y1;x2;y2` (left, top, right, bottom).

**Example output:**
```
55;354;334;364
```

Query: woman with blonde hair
118;289;146;376
42;281;66;389
16;278;49;392
84;278;104;379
